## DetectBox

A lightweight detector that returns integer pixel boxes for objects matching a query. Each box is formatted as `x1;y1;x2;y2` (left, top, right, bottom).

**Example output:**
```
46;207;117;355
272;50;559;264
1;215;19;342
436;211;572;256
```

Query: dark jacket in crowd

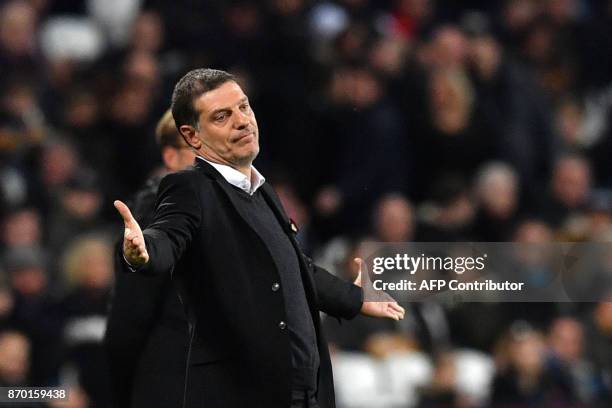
62;287;112;407
104;175;189;408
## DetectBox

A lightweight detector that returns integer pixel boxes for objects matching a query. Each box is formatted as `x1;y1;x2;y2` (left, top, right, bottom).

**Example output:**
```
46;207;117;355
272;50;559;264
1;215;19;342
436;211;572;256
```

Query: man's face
187;81;259;169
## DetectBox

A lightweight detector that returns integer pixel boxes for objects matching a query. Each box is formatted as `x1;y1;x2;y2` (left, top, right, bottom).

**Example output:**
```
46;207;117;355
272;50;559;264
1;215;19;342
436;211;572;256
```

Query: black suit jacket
105;175;189;408
139;159;363;408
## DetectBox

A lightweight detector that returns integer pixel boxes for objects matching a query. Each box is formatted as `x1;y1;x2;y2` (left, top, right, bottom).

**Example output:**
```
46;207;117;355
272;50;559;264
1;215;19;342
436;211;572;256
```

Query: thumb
353;257;363;287
114;200;135;227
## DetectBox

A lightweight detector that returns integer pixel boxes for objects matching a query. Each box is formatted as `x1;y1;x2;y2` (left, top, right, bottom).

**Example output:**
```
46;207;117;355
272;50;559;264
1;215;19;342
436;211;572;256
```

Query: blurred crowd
0;0;611;406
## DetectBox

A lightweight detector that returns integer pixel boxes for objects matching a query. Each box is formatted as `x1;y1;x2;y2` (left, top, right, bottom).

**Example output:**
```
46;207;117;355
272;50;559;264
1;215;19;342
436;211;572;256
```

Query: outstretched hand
354;258;405;321
114;200;149;267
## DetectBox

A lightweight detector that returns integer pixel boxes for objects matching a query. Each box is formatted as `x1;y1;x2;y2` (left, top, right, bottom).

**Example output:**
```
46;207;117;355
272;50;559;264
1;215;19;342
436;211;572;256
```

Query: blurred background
0;0;611;406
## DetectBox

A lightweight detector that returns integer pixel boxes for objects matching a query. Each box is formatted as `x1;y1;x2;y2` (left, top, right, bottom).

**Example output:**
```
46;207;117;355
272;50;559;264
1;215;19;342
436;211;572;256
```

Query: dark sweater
230;185;319;392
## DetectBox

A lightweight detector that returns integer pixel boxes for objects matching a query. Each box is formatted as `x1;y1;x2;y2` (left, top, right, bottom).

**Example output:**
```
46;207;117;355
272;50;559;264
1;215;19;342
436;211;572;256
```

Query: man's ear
179;125;202;149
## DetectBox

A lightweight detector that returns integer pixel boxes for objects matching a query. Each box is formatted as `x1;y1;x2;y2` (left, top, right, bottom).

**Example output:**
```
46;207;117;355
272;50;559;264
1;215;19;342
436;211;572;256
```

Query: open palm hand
353;258;405;321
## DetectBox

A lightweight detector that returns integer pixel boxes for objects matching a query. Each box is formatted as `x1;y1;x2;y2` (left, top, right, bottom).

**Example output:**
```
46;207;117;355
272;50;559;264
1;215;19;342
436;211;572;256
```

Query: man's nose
234;108;250;129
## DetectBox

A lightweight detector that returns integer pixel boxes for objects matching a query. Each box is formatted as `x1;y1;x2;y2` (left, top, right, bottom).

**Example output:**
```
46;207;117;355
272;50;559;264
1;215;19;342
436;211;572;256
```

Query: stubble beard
235;144;259;168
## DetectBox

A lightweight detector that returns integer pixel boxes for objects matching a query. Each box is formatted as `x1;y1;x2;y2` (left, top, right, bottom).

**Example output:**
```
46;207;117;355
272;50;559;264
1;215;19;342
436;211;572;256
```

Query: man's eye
241;104;250;112
215;114;226;121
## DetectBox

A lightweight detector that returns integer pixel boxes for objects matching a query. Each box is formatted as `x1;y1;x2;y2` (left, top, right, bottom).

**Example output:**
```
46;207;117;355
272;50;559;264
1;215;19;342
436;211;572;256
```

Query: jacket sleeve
310;258;363;320
138;172;202;276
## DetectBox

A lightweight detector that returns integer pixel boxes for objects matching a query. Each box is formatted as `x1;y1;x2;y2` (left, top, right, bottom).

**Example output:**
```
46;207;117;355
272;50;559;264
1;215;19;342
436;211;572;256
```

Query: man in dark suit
105;110;196;408
114;68;404;408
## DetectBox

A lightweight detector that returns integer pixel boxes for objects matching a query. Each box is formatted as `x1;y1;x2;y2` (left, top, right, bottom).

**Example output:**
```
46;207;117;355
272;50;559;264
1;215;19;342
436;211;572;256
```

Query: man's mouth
233;131;254;143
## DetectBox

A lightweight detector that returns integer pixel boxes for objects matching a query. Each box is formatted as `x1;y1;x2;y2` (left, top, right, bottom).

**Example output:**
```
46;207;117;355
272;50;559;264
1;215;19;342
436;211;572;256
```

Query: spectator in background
472;161;520;241
0;165;29;217
423;25;470;70
59;86;113;192
417;351;462;408
523;0;582;99
31;139;81;218
467;30;556;206
547;317;607;406
4;247;62;387
105;109;194;408
445;162;518;351
103;73;162;200
46;170;105;253
415;66;496;191
127;10;165;55
416;176;475;242
497;0;543;56
577;0;612;90
556;188;612;242
539;153;591;229
0;75;46;155
0;330;30;386
584;300;612;402
0;277;14;330
0;0;40;79
410;26;497;198
60;234;113;407
1;207;42;251
586;189;612;240
314;65;410;236
491;322;576;406
38;139;79;192
387;0;435;41
554;97;585;151
504;219;561;329
373;194;415;243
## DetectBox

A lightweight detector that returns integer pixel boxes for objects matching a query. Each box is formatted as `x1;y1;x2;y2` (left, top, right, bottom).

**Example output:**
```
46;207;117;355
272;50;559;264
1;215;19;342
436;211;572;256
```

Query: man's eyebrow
209;97;249;116
209;107;231;117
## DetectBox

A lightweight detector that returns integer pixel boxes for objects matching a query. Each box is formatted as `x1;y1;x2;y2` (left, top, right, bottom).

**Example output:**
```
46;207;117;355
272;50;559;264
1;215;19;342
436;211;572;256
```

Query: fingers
389;302;405;315
130;236;143;247
120;209;149;265
381;305;400;321
124;234;149;265
383;302;405;321
361;300;405;321
387;306;400;321
125;234;146;254
114;200;135;226
390;302;405;320
390;310;402;321
353;258;363;287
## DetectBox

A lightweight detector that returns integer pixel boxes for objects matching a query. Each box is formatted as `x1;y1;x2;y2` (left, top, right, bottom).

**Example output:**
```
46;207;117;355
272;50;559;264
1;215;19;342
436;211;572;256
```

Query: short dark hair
171;68;235;129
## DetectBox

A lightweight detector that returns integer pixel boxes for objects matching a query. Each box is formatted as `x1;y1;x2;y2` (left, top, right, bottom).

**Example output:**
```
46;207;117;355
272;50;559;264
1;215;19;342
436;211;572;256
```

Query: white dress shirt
196;156;265;195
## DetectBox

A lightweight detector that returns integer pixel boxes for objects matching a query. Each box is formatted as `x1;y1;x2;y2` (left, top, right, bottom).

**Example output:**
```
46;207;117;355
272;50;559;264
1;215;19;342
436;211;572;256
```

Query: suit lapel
194;159;272;248
194;159;318;308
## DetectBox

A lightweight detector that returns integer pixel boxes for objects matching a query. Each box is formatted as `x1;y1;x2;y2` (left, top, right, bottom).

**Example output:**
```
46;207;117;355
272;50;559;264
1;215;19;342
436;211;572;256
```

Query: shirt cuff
123;254;140;272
